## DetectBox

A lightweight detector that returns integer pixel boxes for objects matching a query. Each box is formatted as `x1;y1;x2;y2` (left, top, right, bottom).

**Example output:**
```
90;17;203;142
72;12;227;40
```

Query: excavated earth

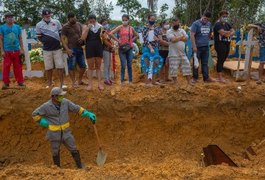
1;63;265;179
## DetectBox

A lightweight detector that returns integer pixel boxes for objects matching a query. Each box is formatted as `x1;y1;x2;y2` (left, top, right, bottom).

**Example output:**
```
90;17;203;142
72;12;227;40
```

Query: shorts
85;40;103;58
67;48;87;70
169;56;191;77
43;49;64;70
260;46;265;64
159;50;169;64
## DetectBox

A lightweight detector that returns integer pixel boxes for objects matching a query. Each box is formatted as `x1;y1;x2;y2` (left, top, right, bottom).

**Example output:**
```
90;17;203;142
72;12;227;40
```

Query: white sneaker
62;85;68;89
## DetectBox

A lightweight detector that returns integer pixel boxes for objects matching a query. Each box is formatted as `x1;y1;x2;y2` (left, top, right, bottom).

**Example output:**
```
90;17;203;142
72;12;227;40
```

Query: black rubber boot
52;154;60;167
71;150;83;169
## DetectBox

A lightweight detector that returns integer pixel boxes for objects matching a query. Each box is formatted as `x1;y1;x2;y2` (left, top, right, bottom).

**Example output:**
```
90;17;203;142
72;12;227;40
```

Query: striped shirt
36;19;62;51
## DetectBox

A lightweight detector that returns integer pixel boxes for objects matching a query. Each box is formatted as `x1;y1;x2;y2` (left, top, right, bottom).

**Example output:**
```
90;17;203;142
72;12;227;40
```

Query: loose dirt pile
1;64;265;179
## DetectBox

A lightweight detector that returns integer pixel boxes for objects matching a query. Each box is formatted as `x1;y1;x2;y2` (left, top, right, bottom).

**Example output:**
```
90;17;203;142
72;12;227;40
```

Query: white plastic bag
193;53;199;69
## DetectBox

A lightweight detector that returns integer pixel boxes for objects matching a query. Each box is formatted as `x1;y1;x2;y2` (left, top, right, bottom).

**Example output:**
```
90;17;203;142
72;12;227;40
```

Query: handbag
119;27;131;53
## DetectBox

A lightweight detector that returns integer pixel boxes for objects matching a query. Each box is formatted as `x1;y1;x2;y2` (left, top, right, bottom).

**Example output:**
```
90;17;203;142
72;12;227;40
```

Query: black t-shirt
214;21;232;43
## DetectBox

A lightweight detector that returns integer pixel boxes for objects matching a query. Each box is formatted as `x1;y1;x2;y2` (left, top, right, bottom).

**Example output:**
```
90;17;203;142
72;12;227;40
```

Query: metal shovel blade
96;149;107;166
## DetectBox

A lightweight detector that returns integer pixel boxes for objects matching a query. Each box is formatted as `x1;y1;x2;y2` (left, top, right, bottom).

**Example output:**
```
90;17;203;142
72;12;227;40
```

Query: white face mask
221;17;228;23
122;20;129;25
163;25;170;30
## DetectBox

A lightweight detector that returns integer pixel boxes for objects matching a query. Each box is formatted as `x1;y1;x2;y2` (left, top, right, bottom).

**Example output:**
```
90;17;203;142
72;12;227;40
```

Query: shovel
93;123;107;166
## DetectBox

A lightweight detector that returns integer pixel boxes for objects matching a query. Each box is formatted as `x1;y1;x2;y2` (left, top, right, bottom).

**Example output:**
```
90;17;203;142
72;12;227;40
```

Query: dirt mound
1;76;265;179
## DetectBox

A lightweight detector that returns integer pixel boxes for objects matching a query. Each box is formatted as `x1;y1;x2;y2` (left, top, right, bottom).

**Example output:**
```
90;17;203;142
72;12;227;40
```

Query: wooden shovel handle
93;124;102;149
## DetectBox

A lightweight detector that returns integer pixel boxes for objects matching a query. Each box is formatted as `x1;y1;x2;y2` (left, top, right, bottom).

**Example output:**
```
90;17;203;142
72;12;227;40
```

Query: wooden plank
224;61;245;70
213;59;264;71
203;145;238;167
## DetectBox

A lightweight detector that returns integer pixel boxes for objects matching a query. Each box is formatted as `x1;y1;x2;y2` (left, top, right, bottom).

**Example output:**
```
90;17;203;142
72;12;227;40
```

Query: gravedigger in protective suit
32;87;96;169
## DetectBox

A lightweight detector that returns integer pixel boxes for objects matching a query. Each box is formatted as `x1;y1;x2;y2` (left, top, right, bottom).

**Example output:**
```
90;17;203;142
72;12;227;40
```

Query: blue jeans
67;48;86;70
193;46;209;81
119;48;133;82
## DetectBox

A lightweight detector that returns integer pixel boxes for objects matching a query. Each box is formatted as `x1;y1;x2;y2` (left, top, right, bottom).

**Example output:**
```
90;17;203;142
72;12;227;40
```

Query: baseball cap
4;12;14;17
50;87;66;96
42;9;52;16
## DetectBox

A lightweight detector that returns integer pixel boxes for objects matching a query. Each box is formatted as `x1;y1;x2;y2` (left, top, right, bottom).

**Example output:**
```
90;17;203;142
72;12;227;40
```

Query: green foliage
172;0;265;27
136;8;151;24
135;39;142;54
110;20;122;26
159;3;169;20
1;0;113;25
116;0;142;19
29;48;43;62
76;0;92;24
93;0;114;21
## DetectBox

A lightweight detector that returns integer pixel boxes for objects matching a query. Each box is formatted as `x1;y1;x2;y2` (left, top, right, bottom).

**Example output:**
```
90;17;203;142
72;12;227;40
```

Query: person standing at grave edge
36;8;65;89
214;10;235;84
61;12;87;88
190;11;216;83
109;14;138;86
0;12;26;90
141;14;161;86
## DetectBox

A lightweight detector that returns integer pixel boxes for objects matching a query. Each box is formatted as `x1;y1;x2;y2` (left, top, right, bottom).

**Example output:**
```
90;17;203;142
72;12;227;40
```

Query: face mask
149;21;155;25
221;17;228;23
70;20;76;24
173;25;179;30
122;21;129;25
163;25;170;30
201;18;208;25
6;17;14;24
103;24;109;29
57;95;64;103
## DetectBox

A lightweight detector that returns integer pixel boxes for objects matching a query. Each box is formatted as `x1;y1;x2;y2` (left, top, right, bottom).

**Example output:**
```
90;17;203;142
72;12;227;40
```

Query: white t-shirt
166;28;188;58
148;30;155;42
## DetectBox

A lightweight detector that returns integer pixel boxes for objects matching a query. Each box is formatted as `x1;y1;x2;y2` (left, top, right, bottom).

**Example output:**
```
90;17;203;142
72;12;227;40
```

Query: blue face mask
149;21;155;25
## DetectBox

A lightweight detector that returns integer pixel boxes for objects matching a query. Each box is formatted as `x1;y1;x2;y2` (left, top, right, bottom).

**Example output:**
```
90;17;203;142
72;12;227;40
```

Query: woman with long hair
109;14;138;85
80;14;104;91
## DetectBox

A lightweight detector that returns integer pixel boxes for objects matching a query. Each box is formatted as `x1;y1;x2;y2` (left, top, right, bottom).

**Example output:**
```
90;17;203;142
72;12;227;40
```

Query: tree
1;0;113;25
116;0;142;18
147;0;158;13
159;3;169;20
136;7;151;24
172;0;265;27
93;0;114;20
2;0;44;25
76;0;92;23
2;0;77;25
